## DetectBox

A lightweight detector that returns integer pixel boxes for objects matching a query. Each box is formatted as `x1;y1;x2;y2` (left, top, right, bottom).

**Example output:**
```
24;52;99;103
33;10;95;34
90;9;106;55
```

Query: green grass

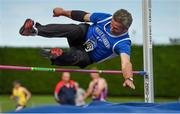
0;95;178;112
1;46;180;97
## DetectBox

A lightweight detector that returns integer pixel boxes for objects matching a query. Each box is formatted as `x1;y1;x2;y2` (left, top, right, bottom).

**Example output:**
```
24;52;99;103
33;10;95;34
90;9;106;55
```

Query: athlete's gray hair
113;9;133;29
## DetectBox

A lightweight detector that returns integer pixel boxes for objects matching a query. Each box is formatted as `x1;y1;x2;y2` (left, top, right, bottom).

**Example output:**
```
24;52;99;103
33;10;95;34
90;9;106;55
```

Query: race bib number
84;39;97;52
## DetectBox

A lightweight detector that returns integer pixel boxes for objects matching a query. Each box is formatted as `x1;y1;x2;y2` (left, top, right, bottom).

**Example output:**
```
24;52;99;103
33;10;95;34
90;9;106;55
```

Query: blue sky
0;0;179;47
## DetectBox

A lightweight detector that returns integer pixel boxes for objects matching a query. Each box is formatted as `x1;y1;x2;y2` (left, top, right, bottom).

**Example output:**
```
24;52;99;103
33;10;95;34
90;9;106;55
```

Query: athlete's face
110;19;128;35
90;73;99;80
13;83;20;88
62;72;70;82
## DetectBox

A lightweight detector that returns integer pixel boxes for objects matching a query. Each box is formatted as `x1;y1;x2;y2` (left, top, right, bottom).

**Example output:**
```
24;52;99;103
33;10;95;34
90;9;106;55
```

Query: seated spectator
75;82;86;106
54;72;76;105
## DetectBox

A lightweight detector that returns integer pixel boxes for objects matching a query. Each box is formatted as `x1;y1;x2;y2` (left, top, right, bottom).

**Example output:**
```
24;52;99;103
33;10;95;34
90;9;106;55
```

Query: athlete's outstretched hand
53;7;64;17
123;79;135;90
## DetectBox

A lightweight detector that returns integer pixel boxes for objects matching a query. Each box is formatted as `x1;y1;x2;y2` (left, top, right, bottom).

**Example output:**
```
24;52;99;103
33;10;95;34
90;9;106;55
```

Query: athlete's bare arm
93;79;106;97
83;81;94;99
22;87;31;101
53;7;91;22
120;53;135;89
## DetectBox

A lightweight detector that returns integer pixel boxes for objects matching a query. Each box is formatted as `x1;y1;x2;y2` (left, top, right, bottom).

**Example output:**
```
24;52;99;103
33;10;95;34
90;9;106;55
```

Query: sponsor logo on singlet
95;27;110;49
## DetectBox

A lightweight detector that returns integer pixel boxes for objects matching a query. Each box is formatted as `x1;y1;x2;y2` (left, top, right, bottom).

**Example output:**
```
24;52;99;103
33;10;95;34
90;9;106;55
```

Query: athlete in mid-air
19;7;135;89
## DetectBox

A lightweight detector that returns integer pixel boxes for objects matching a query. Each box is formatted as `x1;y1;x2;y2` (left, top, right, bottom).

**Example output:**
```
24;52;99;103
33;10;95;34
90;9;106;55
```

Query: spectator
75;82;86;106
83;71;108;101
10;80;31;111
54;72;76;105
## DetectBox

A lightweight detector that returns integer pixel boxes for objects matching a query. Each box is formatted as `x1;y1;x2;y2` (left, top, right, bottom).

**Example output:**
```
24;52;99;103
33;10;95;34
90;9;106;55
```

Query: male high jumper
19;7;135;89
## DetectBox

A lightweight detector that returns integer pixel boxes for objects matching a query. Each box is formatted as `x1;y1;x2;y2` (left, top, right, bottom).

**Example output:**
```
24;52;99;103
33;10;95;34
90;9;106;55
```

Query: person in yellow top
10;80;31;111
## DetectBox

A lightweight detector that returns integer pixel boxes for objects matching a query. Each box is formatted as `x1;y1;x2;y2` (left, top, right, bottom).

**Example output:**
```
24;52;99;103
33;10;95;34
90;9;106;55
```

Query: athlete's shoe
19;19;37;36
41;48;64;59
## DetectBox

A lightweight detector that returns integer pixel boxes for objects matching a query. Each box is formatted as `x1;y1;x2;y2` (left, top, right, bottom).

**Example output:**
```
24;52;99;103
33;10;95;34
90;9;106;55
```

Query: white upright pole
0;103;2;113
142;0;154;103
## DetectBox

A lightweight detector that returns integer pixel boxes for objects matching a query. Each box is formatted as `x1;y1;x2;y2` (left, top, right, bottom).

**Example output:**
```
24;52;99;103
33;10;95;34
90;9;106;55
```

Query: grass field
0;95;178;112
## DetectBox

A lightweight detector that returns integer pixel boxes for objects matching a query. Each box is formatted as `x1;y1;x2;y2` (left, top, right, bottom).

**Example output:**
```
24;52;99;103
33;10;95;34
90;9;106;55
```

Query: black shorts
52;23;94;68
36;22;93;68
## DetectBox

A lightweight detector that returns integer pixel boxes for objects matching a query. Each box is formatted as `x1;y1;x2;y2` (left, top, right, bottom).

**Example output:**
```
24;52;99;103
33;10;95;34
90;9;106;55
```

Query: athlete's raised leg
19;19;88;47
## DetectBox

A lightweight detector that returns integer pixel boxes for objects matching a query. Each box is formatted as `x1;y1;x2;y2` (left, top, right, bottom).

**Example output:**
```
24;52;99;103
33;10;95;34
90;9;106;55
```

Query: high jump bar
0;65;146;76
